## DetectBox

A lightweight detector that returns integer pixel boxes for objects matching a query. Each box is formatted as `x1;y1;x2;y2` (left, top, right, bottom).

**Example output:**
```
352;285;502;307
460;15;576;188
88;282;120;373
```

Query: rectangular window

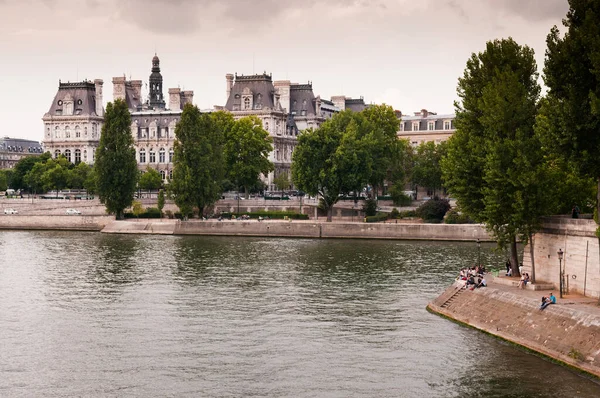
159;151;165;163
412;122;420;131
428;121;435;131
399;123;404;132
140;152;146;163
444;121;451;130
149;152;156;163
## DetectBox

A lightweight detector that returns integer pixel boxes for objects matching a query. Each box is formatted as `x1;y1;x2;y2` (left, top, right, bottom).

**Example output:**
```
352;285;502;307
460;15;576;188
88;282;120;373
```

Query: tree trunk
510;235;519;276
116;210;124;220
326;205;333;222
529;232;536;283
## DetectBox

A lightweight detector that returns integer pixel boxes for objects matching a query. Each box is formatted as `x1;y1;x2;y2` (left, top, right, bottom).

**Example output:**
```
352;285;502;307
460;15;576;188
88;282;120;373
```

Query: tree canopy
169;105;226;218
543;0;600;217
95;98;138;220
138;168;163;190
223;115;273;197
412;141;447;198
442;38;546;273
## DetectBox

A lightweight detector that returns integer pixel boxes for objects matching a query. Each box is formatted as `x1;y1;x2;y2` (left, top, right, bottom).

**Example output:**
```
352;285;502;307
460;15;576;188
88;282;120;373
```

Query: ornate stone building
42;80;104;164
223;73;367;190
115;55;193;181
0;137;44;169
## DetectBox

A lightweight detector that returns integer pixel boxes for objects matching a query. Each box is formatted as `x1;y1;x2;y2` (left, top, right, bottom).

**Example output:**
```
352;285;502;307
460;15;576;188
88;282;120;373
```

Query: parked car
4;208;18;214
65;209;81;215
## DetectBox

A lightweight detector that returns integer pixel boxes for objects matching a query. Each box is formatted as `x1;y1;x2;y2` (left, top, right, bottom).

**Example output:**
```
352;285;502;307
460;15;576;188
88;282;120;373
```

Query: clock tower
149;54;165;109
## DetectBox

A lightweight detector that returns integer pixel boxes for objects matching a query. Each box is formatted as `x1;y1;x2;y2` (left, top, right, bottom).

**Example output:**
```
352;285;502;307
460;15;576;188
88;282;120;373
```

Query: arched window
54;149;61;159
83;150;87;162
65;126;71;138
55;126;61;139
75;126;81;138
64;149;71;163
169;148;174;163
139;148;146;163
84;126;88;136
265;122;269;131
244;97;250;110
149;149;156;163
159;148;165;163
160;170;166;180
74;149;81;164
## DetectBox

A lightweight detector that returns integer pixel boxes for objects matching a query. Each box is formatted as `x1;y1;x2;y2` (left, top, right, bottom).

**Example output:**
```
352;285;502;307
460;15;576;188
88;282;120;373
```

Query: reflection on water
0;231;598;397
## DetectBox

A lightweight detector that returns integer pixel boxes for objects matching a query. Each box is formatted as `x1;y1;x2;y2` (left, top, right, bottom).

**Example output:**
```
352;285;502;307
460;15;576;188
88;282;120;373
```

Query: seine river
1;231;599;397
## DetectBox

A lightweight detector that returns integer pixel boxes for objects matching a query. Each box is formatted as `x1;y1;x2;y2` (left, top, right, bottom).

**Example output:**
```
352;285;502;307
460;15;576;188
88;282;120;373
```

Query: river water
1;231;599;397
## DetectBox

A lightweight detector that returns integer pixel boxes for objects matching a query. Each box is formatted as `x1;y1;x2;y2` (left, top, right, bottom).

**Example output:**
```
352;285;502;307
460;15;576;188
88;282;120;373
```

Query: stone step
491;275;554;291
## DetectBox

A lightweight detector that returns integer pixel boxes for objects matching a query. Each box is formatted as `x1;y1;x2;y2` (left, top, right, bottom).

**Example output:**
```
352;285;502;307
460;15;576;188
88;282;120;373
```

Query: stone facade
0;137;44;169
223;73;368;190
116;55;194;181
42;80;104;164
397;108;455;146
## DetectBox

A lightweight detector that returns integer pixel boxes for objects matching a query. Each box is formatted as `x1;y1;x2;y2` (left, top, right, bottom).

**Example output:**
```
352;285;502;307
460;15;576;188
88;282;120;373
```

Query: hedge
124;207;162;219
364;213;389;223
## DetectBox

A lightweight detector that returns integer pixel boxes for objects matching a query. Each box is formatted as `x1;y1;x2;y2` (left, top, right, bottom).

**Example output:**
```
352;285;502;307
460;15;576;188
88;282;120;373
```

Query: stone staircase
438;283;465;309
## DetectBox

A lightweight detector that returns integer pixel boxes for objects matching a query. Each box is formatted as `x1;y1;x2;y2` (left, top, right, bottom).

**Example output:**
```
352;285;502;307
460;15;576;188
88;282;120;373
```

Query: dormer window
444;120;451;130
428;121;435;131
244;97;251;110
399;123;404;132
412;122;420;131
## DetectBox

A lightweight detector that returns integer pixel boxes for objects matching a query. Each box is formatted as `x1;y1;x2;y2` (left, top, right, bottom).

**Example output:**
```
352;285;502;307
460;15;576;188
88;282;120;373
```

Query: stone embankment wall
101;219;491;241
523;217;600;299
428;283;600;378
0;215;114;231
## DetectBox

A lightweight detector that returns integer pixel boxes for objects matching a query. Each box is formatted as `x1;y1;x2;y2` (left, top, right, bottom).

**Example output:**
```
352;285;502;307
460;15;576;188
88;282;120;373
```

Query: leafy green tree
43;157;71;196
442;38;546;276
0;170;8;192
412;141;447;198
543;1;600;218
10;152;51;190
95;98;138;220
24;162;47;194
388;139;414;205
139;168;163;190
157;188;165;217
273;171;290;198
69;162;92;189
224;115;273;198
361;104;401;196
84;168;97;195
170;104;225;218
416;198;451;222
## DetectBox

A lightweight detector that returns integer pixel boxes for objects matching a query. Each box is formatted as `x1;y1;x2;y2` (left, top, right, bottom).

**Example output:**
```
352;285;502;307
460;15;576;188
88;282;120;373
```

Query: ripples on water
0;231;598;397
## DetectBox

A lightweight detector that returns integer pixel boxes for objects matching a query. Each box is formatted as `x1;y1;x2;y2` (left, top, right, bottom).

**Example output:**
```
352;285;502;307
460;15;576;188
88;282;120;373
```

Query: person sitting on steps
540;292;556;310
517;273;530;289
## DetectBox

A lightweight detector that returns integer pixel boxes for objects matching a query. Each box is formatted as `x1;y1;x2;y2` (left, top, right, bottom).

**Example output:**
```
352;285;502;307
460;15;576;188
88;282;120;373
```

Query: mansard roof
224;73;276;111
345;97;367;112
289;83;316;116
45;81;99;117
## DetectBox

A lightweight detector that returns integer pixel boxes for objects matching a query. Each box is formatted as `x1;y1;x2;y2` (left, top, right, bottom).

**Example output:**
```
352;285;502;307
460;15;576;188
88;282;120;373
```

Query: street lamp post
477;239;481;266
557;248;564;298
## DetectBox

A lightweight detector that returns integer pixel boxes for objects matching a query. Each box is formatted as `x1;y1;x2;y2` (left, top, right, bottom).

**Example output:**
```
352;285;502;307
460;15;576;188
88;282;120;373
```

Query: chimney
274;80;291;112
94;79;103;117
130;80;143;101
182;90;194;107
331;95;346;111
112;76;126;102
168;88;181;110
421;109;428;117
226;74;234;101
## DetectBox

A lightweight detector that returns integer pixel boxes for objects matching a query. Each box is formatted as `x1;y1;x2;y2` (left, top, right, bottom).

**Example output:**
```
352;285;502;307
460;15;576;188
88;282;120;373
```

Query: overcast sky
0;0;569;142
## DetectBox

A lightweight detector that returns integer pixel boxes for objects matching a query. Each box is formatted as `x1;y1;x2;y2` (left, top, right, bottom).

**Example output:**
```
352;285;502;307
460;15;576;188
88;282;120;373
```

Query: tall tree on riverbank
543;0;600;224
95;99;138;220
412;141;448;199
169;104;225;218
442;38;548;276
223;115;273;198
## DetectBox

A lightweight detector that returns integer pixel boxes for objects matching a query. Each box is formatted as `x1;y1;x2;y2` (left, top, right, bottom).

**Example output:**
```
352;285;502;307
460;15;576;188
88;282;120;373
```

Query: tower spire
149;54;165;109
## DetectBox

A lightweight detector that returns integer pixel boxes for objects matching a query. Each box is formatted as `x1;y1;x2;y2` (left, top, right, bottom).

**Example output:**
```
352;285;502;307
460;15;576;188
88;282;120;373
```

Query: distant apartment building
222;72;367;190
42;80;104;164
0;137;44;169
397;109;456;146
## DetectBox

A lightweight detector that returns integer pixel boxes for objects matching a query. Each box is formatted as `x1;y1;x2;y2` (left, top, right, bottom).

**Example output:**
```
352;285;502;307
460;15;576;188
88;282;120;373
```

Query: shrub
390;208;400;219
416;198;451;222
365;213;389;223
164;210;174;219
362;198;378;217
398;210;416;218
444;208;474;224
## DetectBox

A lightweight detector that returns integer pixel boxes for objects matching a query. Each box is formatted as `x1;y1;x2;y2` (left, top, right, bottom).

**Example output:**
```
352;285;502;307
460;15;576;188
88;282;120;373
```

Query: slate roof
289;84;316;116
45;81;100;117
345;98;367;112
224;73;276;111
0;137;44;154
